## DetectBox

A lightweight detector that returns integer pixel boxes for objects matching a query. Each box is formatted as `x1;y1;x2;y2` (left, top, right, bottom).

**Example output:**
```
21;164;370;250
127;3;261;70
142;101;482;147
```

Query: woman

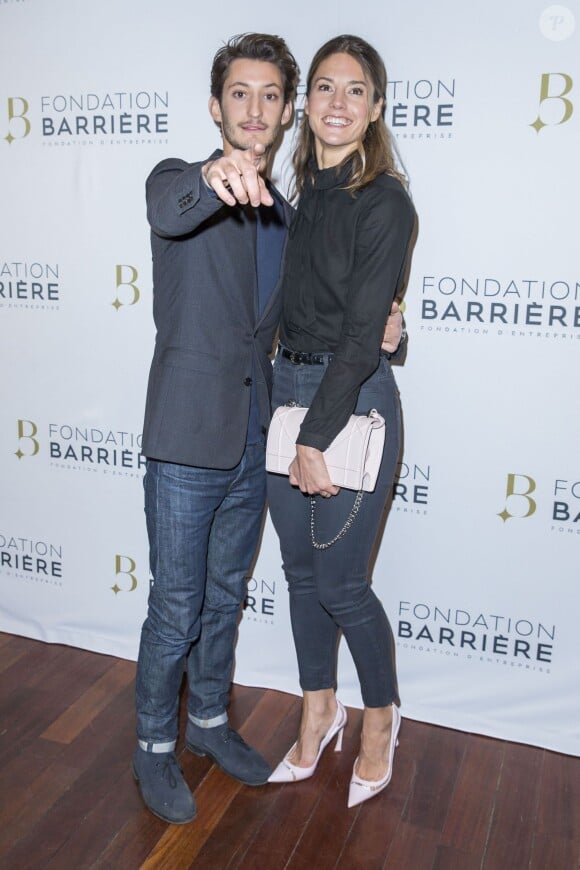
267;35;415;807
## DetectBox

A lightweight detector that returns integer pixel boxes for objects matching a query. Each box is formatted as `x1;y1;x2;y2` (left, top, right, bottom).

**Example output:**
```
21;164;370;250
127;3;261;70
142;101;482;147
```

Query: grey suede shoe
185;720;272;786
132;747;197;824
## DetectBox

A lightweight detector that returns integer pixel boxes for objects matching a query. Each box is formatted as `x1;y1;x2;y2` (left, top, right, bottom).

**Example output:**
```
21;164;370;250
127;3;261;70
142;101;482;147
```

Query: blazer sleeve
146;157;225;238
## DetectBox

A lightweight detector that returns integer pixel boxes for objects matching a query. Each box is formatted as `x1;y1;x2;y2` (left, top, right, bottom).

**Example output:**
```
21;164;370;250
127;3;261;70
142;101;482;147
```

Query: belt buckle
289;351;301;365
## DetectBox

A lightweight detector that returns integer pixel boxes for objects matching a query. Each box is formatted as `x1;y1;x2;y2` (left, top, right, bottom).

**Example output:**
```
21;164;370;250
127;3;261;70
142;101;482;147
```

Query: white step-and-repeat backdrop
1;0;578;755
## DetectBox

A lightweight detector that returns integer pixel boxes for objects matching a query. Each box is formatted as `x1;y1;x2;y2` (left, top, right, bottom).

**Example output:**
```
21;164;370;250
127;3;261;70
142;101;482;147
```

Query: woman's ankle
301;689;337;722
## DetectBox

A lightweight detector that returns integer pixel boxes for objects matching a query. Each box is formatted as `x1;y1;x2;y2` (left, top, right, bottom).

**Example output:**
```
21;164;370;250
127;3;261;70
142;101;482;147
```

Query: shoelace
219;728;247;749
156;756;180;788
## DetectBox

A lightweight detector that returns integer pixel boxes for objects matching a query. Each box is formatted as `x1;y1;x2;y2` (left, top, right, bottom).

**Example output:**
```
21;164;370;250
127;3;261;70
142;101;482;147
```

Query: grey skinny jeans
267;350;401;708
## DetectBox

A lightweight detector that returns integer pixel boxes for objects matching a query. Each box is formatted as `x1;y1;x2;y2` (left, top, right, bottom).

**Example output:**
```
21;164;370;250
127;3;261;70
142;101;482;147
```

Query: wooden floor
0;633;578;870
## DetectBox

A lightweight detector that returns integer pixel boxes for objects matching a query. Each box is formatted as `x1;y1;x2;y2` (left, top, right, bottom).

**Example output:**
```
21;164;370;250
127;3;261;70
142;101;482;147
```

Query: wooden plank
0;640;67;700
482;741;543;869
0;632;33;673
0;648;119;767
0;685;69;766
382;821;441;869
193;781;289;870
402;720;467;832
1;681;137;868
0;631;41;650
536;748;580;840
44;761;147;869
41;658;135;744
440;732;504;854
0;745;80;855
89;806;169;870
433;845;482;869
0;643;121;838
529;833;579;870
229;684;266;727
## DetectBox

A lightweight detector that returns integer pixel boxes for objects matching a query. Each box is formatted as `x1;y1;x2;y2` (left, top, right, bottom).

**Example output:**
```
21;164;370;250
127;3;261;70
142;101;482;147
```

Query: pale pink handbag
266;405;386;549
266;405;385;491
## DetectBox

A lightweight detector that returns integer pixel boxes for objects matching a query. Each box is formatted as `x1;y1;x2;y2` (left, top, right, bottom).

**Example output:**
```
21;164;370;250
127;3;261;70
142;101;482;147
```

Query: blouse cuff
296;430;331;452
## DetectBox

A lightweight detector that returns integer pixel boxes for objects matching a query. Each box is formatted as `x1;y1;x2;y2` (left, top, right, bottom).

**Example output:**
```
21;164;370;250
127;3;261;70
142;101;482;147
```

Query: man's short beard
221;122;278;156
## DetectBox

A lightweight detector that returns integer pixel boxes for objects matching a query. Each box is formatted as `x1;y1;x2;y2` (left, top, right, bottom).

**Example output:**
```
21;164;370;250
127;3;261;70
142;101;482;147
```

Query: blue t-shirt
246;193;286;445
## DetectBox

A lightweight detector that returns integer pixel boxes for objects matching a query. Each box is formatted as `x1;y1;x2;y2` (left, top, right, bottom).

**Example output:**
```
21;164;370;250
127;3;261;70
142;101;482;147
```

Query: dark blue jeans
267;352;400;708
136;444;266;749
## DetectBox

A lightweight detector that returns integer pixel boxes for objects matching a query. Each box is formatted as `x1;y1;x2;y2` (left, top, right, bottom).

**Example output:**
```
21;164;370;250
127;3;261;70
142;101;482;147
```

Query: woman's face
305;51;383;168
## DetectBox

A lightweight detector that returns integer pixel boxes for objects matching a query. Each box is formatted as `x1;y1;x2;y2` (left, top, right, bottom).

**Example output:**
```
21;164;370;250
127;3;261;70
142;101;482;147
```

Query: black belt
279;344;333;365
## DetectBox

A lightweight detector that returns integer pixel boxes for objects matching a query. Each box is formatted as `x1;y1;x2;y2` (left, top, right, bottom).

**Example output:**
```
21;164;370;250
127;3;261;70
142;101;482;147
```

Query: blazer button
243;377;252;386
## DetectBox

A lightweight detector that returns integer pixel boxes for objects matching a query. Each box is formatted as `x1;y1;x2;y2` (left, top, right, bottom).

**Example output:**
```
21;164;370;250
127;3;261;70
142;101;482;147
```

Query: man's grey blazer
141;152;293;470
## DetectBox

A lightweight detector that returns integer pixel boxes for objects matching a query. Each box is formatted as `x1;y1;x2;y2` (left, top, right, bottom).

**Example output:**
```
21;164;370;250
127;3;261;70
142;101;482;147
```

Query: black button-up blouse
279;160;416;451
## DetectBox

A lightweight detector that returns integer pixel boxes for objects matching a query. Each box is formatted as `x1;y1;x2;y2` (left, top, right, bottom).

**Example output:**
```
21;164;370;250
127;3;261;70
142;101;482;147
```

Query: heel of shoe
334;725;345;753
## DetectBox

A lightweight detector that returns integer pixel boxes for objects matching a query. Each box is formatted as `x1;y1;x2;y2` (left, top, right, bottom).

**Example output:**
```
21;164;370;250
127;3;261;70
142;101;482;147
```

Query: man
133;33;404;825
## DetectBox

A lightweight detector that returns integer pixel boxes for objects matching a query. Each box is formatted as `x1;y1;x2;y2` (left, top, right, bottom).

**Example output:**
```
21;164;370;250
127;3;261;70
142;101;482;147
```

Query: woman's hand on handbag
289;445;341;497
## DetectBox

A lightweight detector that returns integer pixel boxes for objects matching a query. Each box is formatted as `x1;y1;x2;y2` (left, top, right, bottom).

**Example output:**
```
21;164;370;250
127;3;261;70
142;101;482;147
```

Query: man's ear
209;96;222;125
281;101;293;126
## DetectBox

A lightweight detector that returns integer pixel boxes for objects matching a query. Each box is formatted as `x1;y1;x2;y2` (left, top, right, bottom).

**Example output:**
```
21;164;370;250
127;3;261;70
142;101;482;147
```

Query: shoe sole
132;764;197;824
185;741;271;787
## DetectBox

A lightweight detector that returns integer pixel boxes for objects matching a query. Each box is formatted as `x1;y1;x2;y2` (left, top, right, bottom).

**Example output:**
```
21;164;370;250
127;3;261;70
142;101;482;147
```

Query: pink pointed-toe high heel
268;699;348;783
347;704;401;808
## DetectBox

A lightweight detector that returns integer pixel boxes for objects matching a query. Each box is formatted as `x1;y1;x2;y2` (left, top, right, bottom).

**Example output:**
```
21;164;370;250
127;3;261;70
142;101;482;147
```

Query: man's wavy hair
210;33;299;106
292;34;404;198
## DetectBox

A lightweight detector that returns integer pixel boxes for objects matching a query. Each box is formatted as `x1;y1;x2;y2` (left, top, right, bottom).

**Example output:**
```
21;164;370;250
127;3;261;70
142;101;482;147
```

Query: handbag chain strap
310;490;364;550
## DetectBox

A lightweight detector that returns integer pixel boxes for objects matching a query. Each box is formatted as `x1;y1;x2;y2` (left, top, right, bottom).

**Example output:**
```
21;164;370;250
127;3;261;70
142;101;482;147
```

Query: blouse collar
309;154;355;190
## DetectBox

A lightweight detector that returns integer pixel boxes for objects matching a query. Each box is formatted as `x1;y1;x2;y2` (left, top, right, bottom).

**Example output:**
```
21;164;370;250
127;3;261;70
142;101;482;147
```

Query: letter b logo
15;419;40;459
113;265;140;309
5;98;31;144
112;554;138;593
530;73;574;133
498;473;537;522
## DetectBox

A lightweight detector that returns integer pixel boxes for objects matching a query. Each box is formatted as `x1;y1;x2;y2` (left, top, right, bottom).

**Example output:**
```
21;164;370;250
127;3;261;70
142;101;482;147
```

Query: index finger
248;142;266;167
